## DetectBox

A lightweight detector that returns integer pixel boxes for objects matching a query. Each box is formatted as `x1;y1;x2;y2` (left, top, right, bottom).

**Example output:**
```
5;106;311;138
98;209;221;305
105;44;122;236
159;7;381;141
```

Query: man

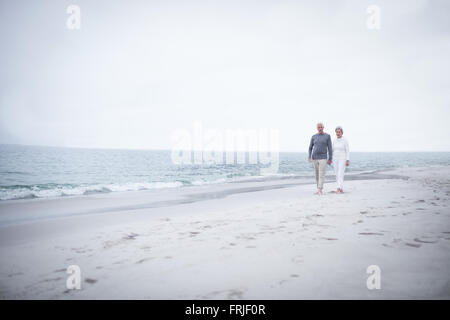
308;122;333;195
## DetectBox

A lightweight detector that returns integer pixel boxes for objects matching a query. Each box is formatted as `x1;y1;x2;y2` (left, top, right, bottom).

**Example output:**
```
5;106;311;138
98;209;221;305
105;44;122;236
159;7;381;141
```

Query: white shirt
332;137;350;161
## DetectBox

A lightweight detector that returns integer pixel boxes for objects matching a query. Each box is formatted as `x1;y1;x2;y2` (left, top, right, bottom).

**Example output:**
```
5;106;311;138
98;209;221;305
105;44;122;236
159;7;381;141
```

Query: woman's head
335;126;343;137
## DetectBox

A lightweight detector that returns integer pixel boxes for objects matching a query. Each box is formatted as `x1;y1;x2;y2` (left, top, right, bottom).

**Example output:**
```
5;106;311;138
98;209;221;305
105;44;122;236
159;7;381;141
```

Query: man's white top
332;137;350;161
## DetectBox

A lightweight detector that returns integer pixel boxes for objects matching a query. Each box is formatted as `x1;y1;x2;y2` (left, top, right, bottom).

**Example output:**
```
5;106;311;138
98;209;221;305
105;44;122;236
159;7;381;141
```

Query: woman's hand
346;160;350;167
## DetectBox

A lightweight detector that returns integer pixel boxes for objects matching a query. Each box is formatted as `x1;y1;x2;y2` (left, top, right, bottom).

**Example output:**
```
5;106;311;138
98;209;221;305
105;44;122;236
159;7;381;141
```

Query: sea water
1;144;449;201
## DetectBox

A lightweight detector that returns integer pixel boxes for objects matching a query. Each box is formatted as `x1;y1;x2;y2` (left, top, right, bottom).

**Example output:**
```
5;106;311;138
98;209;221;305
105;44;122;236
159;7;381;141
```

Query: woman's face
336;129;343;138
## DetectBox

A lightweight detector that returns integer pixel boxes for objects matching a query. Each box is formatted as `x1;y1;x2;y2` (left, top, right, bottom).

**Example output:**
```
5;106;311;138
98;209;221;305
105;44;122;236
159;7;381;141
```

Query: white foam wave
0;181;185;201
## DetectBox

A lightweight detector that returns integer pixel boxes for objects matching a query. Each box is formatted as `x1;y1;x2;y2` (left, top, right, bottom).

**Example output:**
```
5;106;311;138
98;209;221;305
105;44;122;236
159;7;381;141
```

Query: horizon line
1;143;449;153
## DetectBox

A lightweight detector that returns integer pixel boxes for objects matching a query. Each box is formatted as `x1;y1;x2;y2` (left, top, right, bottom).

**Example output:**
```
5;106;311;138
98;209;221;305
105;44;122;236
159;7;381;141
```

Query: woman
332;126;350;193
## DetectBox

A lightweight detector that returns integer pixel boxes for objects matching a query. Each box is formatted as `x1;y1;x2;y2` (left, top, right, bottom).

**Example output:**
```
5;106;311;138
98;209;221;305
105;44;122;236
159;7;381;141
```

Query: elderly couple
308;122;350;195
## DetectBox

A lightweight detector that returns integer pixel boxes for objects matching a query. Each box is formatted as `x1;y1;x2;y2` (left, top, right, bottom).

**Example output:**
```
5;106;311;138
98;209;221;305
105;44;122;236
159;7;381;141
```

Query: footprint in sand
40;277;63;283
359;232;384;236
8;272;24;278
239;235;256;240
199;289;245;300
123;233;139;240
227;289;245;299
85;278;98;284
136;257;154;264
405;243;421;248
53;268;66;273
71;247;90;254
414;238;438;244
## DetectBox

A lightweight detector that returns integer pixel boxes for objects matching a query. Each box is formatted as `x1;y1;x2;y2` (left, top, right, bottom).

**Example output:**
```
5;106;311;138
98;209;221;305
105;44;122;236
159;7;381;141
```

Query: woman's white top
332;137;350;161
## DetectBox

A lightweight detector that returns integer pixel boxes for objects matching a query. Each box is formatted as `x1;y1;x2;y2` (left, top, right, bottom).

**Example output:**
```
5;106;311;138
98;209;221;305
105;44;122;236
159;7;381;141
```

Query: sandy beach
0;166;449;299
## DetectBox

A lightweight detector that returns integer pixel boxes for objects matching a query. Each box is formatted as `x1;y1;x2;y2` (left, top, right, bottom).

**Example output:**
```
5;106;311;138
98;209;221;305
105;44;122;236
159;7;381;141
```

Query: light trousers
313;159;327;189
333;159;347;190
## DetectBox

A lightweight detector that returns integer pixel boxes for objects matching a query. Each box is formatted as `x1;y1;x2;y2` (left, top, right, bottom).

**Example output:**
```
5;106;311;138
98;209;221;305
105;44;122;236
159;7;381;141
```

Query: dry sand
0;166;449;299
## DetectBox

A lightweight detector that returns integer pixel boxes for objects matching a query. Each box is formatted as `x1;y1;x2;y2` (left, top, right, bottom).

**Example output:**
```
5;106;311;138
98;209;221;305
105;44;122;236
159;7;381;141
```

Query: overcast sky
0;0;449;152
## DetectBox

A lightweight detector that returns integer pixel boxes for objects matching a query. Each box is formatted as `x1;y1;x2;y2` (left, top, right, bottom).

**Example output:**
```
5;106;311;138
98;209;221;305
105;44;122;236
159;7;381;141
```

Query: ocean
1;144;449;201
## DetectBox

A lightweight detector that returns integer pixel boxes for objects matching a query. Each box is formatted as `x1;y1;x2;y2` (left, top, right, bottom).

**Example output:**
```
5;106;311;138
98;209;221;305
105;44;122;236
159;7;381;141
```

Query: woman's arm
345;138;350;165
345;138;350;160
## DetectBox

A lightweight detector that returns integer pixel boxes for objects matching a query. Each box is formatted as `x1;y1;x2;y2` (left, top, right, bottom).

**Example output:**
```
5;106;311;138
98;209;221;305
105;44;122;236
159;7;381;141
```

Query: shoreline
0;167;413;227
0;165;449;299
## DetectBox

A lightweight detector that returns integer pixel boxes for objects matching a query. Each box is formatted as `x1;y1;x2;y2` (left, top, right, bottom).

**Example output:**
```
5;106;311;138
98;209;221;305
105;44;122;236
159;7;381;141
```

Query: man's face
317;124;324;134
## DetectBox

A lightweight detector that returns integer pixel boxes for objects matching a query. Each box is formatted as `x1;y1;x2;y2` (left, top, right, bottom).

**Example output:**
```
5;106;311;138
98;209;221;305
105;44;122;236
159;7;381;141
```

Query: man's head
317;123;324;134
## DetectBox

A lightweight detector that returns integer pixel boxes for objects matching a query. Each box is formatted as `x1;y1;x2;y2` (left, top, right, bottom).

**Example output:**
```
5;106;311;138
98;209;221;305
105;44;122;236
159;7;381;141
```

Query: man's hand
346;160;350;167
327;160;332;165
308;158;312;162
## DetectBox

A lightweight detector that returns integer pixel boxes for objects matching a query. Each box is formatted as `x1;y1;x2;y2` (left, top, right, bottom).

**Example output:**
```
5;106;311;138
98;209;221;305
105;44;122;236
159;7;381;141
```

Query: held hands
346;160;350;167
309;158;334;166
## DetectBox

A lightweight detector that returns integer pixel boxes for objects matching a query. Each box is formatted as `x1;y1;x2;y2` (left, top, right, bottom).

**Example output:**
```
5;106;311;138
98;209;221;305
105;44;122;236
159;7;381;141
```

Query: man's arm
327;135;333;162
308;136;314;159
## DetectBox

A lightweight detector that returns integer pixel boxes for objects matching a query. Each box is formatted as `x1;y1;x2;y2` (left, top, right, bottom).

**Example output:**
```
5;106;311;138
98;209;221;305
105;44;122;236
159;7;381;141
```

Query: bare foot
315;189;323;195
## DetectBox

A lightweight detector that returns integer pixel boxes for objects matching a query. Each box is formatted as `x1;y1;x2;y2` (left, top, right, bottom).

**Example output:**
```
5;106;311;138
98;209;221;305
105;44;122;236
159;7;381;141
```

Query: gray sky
1;0;449;152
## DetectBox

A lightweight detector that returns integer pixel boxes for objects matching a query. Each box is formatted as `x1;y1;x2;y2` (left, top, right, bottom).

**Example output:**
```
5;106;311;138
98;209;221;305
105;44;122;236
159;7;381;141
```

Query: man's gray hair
335;126;343;134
